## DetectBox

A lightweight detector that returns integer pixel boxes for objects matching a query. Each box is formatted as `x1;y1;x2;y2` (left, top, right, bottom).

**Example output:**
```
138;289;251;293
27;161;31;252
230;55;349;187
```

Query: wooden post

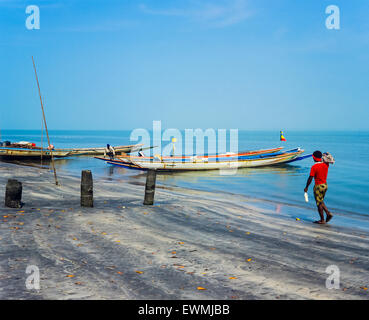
5;179;22;208
143;169;156;205
81;170;93;207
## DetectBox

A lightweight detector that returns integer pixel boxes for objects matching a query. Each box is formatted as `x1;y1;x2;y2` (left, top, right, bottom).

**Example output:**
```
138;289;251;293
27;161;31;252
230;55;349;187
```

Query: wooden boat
114;146;284;162
0;143;146;159
55;144;145;156
95;146;284;165
98;147;291;164
96;148;306;172
0;148;72;159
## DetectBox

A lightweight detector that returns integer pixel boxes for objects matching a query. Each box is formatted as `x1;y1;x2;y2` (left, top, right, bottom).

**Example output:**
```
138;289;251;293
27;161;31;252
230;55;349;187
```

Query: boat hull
55;145;142;156
0;144;144;159
97;149;305;172
0;149;71;159
115;146;284;161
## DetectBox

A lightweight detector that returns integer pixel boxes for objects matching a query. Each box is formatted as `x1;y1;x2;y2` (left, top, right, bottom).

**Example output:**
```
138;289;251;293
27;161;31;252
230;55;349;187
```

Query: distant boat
55;144;145;156
96;147;306;172
0;148;72;159
0;143;146;160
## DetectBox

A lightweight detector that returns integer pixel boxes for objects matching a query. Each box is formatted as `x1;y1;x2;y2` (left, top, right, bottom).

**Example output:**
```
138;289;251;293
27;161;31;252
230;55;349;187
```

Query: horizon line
1;129;369;132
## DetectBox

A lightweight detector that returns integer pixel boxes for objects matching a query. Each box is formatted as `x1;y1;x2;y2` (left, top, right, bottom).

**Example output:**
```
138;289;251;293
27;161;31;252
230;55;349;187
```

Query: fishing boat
0;143;148;159
112;146;284;162
0;147;72;159
96;147;307;172
59;144;145;156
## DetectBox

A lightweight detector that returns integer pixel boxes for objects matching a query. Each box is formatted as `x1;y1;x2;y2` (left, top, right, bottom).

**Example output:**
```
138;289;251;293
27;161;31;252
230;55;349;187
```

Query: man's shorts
313;183;328;206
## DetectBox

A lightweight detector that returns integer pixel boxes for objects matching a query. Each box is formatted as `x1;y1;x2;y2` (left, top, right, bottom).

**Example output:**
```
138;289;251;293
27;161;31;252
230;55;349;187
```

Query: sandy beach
0;161;368;300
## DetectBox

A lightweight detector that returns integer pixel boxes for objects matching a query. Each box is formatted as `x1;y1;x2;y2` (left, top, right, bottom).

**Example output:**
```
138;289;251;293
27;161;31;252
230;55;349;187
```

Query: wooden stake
32;56;59;186
5;179;22;208
143;169;157;205
81;170;93;207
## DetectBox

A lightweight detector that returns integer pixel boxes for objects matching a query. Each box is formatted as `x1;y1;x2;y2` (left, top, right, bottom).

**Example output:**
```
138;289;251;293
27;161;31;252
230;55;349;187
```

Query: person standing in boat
304;151;335;224
105;144;115;159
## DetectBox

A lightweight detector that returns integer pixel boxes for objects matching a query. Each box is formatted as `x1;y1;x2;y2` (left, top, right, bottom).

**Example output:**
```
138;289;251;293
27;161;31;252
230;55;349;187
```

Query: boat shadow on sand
103;162;305;182
0;157;53;169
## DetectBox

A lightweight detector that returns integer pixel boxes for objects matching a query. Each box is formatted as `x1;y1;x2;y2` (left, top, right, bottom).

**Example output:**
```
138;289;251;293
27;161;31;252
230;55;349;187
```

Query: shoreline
7;159;369;233
0;161;368;299
65;160;369;233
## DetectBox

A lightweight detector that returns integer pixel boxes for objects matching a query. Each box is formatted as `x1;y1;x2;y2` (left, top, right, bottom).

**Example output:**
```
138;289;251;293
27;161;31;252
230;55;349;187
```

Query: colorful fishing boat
95;146;284;164
96;148;306;172
113;146;284;162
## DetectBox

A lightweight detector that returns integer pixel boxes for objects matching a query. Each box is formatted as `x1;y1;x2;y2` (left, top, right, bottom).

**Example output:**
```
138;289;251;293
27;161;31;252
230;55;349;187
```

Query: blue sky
0;0;368;130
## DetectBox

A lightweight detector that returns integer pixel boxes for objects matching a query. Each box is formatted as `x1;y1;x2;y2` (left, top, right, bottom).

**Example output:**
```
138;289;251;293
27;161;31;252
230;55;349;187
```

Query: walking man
304;151;335;224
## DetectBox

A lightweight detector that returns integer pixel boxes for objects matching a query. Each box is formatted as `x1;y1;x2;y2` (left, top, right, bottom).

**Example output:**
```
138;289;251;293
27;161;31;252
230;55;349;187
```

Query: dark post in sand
143;169;157;205
5;179;22;208
81;170;93;207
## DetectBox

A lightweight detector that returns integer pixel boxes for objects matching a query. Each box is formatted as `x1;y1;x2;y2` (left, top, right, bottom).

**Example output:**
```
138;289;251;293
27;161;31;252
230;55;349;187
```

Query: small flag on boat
280;131;286;142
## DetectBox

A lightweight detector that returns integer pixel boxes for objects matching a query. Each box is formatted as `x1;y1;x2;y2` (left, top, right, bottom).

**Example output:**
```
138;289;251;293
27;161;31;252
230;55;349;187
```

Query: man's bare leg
314;204;326;224
321;202;333;222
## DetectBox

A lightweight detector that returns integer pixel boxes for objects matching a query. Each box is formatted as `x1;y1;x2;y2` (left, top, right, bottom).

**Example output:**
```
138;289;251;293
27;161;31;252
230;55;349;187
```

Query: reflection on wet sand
0;157;51;170
275;204;282;213
0;157;304;186
157;164;304;184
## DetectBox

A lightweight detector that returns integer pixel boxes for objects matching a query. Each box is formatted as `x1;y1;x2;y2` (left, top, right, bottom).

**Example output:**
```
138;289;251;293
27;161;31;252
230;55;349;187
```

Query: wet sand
0;162;368;300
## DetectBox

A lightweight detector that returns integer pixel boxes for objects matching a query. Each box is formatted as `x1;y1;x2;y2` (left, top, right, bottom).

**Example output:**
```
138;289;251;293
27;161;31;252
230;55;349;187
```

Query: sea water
1;130;369;231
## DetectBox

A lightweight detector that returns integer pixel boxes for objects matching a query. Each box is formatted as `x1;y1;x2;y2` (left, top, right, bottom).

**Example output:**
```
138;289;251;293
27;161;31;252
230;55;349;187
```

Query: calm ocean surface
2;130;369;231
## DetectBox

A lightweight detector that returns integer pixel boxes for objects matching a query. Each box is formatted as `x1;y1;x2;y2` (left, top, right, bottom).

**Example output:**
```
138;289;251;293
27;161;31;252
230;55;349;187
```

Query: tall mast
32;56;59;186
40;115;44;166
